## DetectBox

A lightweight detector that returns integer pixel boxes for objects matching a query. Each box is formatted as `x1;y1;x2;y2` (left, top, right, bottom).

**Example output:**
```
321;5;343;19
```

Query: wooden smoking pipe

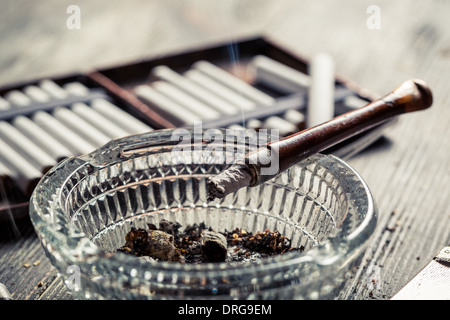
207;79;433;200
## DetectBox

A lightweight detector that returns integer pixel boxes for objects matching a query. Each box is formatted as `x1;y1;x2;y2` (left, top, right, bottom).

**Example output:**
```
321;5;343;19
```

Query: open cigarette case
0;35;394;222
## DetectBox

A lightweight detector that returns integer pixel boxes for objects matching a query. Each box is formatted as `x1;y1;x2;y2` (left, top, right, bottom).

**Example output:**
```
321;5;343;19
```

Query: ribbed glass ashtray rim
29;129;377;298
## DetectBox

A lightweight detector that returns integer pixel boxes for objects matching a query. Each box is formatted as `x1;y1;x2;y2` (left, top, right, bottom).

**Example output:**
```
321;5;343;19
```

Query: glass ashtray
29;128;377;300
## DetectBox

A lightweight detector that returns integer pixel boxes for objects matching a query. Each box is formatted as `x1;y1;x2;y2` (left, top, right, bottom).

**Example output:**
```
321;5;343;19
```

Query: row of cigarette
0;80;153;196
135;58;308;136
0;55;369;199
135;55;367;137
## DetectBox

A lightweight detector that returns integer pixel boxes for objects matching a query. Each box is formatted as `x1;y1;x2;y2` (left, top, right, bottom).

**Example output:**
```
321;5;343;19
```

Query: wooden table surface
0;0;449;300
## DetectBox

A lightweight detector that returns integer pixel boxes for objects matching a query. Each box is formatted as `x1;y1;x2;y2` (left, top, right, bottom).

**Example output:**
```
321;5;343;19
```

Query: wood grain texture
0;0;449;300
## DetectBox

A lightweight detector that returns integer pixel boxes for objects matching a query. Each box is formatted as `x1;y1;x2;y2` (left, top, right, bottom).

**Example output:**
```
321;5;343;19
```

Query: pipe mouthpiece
391;79;433;113
412;79;433;111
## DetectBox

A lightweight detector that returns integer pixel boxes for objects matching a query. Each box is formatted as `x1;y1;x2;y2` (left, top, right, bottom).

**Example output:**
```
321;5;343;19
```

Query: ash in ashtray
118;219;304;263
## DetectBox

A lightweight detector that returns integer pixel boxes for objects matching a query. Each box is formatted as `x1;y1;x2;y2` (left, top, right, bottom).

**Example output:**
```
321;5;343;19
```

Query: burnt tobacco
119;219;304;263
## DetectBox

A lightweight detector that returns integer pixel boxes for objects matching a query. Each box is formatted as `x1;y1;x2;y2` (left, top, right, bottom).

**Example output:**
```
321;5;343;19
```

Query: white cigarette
192;60;276;106
4;88;62;170
0;121;56;172
32;111;96;155
24;85;113;149
184;69;255;111
152;81;220;120
249;55;310;94
12;115;71;161
0;97;10;110
186;64;298;134
284;109;306;128
4;90;31;107
0;138;43;195
246;118;263;130
187;61;300;134
70;102;130;138
263;116;297;137
64;82;153;134
23;86;50;103
14;87;95;155
152;65;238;115
53;107;111;147
39;80;130;138
91;98;153;134
1;88;72;160
135;84;200;125
61;82;89;96
307;53;335;128
29;83;126;144
2;85;97;166
39;79;69;99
